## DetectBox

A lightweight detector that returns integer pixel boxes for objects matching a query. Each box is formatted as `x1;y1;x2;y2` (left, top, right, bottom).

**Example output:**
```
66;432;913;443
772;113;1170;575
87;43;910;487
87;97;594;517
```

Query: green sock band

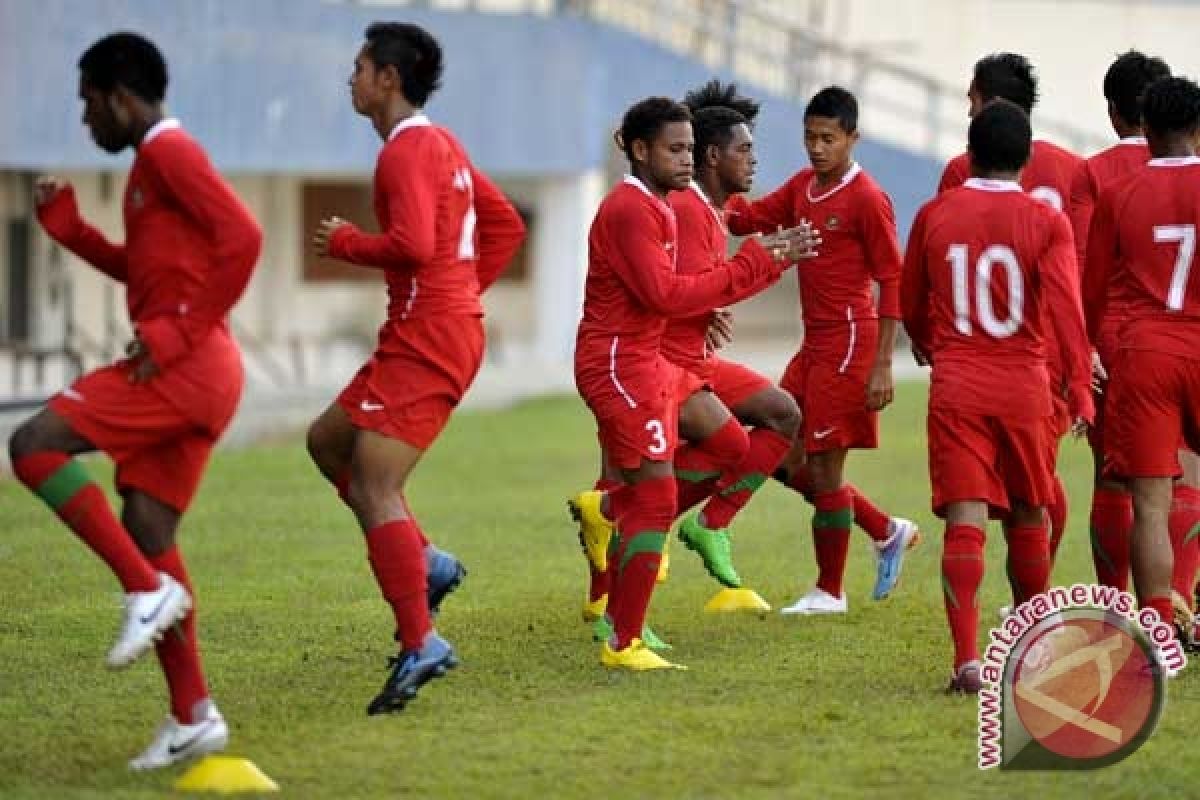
618;531;668;572
813;508;853;530
719;473;768;497
675;468;721;484
35;460;93;511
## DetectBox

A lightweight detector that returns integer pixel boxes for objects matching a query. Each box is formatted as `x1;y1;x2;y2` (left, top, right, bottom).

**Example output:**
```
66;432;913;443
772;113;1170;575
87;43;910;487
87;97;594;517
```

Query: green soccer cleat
678;512;742;589
591;616;672;651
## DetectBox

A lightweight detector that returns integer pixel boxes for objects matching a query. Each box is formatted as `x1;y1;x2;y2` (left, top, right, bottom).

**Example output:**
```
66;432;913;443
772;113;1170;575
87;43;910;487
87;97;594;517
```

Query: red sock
587;478;621;604
607;476;675;649
1090;487;1132;590
849;485;890;543
14;452;158;592
148;547;209;724
943;524;986;669
700;428;791;529
674;418;749;512
365;519;431;651
1047;476;1068;563
1006;523;1051;606
812;487;853;598
1169;484;1200;608
1142;595;1176;636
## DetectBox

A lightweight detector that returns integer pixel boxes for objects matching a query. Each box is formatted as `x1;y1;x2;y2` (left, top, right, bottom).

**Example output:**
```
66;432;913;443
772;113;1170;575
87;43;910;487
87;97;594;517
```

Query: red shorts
1106;349;1200;478
671;357;774;412
927;409;1056;517
48;363;224;512
1088;317;1124;454
338;316;484;450
781;331;878;454
578;350;680;469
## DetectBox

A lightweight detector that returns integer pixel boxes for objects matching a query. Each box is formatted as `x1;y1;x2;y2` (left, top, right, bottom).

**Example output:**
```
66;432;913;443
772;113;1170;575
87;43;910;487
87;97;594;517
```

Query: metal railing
358;0;1111;158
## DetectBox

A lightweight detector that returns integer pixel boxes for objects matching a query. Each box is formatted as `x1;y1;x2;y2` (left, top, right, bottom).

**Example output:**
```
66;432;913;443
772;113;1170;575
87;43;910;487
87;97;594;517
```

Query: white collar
388;113;432;141
1119;136;1148;146
1148;156;1200;167
141;117;181;146
806;162;862;203
623;174;654;197
689;181;726;229
963;177;1023;192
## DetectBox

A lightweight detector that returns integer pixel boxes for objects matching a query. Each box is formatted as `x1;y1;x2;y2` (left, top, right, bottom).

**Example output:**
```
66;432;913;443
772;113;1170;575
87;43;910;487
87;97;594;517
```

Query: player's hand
759;221;821;264
705;309;734;352
312;216;349;257
1091;350;1107;394
34;176;69;206
125;337;160;384
866;363;894;411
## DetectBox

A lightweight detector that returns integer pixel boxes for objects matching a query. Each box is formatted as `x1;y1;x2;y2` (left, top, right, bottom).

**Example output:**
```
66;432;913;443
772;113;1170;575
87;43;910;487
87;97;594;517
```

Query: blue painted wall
0;0;940;233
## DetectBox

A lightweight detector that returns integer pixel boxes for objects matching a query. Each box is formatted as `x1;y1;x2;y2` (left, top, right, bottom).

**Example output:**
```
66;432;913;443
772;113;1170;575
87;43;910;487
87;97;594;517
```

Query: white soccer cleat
129;704;228;771
107;572;192;669
780;588;848;615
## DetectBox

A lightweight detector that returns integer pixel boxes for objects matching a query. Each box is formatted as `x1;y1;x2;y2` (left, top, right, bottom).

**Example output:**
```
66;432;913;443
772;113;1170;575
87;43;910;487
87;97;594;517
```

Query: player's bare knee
761;392;801;439
8;419;37;461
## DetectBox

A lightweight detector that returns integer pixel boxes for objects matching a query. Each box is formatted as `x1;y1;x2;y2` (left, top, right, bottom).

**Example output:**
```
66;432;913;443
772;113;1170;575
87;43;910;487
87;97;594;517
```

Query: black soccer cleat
367;634;459;716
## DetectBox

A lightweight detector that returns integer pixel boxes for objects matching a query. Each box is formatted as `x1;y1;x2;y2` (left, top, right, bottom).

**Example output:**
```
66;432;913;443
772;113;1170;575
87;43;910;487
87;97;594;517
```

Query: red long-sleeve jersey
328;114;525;323
1069;138;1150;331
903;179;1093;422
37;119;261;428
1084;157;1200;358
725;164;901;332
575;176;783;386
939;140;1083;212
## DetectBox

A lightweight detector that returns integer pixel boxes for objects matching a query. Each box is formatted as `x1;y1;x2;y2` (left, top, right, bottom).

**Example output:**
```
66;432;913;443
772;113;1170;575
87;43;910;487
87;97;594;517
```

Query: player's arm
471;166;526;292
1082;189;1119;344
135;142;263;371
863;191;904;410
724;177;797;236
1042;214;1096;425
900;205;933;363
1066;162;1096;279
609;204;787;316
327;145;438;269
33;178;128;282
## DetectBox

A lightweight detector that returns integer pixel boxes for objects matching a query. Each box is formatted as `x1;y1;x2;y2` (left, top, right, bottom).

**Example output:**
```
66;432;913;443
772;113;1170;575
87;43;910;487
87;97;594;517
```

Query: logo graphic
825;215;840;230
812;427;837;440
978;585;1184;770
360;400;385;412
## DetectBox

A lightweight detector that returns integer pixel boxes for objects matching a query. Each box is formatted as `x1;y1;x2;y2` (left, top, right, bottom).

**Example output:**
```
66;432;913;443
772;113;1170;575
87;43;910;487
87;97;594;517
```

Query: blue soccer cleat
367;633;459;715
427;548;466;615
872;518;921;601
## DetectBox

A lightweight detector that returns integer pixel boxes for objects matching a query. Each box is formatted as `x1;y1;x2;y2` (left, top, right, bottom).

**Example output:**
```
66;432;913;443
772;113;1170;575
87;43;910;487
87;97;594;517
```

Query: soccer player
11;33;261;767
305;23;526;713
903;100;1093;693
578;82;805;626
938;53;1082;563
572;96;813;670
1084;75;1200;639
726;86;919;615
1072;55;1200;630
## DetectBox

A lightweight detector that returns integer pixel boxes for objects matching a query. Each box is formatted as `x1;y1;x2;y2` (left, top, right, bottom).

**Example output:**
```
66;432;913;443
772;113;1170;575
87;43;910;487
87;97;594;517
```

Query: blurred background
1;0;1199;438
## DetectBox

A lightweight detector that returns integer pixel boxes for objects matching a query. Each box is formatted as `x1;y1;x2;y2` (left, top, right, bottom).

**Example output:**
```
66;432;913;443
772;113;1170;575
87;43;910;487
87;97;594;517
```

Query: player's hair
972;53;1038;114
968;99;1032;173
618;96;692;163
1103;50;1172;126
804;86;857;133
78;32;167;104
1141;75;1200;137
364;22;444;107
683;79;760;124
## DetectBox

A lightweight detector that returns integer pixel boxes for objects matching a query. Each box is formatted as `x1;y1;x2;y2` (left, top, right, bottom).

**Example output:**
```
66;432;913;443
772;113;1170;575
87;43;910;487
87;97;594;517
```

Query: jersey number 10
946;244;1024;338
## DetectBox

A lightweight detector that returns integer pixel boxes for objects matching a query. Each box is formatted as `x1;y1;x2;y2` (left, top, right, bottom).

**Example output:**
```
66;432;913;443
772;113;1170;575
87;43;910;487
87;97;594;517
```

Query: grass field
0;380;1194;799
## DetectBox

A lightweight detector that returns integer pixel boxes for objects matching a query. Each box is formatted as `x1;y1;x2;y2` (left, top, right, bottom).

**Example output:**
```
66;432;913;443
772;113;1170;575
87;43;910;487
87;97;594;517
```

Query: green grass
0;382;1193;799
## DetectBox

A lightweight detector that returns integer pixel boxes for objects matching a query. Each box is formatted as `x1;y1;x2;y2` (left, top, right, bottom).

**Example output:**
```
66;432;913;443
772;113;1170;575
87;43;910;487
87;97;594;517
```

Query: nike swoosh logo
813;427;836;440
138;589;173;626
167;719;216;756
360;400;385;412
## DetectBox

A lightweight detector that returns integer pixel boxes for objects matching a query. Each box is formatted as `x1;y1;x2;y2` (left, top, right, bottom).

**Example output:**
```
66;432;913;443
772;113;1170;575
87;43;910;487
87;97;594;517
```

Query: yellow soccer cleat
582;593;608;623
600;638;687;671
656;537;670;584
568;490;613;573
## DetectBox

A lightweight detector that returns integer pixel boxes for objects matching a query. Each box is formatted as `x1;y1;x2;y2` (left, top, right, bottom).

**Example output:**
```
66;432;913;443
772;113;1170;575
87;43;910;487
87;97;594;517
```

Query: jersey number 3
946;244;1024;338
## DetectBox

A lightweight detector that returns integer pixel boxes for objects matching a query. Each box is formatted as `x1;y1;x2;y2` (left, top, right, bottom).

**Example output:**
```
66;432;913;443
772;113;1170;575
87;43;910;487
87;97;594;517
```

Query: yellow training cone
703;587;772;614
174;756;279;793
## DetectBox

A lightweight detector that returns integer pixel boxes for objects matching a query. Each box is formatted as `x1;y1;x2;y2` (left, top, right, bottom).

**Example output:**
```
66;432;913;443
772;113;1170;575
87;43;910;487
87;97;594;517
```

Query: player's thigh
351;427;425;492
9;405;96;458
